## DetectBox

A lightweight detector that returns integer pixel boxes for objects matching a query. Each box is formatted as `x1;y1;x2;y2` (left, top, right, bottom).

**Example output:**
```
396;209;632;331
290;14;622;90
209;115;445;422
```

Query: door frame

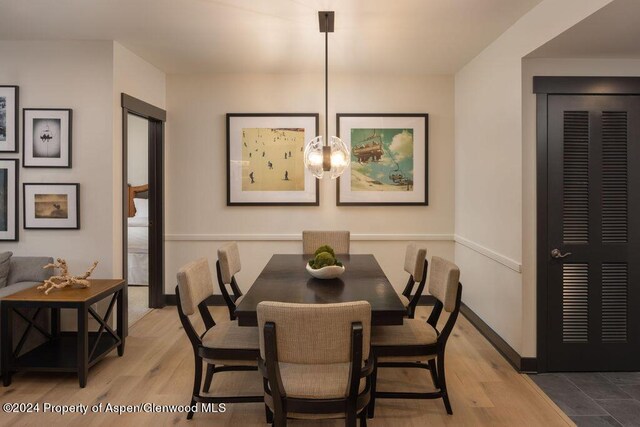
121;93;167;314
534;76;640;372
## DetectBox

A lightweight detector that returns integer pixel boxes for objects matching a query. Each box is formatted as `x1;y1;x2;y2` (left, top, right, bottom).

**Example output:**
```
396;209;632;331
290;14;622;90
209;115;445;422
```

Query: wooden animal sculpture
37;258;99;295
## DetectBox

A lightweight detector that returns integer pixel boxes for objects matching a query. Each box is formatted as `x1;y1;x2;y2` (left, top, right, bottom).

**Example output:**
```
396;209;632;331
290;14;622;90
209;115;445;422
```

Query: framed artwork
336;113;429;206
23;108;72;168
0;86;18;153
23;183;80;229
0;160;18;241
226;113;319;206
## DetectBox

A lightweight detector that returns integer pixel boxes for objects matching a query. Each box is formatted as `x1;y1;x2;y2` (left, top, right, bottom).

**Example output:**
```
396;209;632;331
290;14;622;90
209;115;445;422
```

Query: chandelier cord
324;12;329;144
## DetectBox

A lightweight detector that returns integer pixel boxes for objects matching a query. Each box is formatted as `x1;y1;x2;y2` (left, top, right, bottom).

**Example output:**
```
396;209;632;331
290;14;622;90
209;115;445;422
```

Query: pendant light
304;11;350;179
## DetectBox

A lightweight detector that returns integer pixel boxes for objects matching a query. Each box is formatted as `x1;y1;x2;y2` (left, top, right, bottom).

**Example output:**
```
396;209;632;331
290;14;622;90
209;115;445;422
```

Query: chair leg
436;355;452;415
428;358;439;388
265;404;273;424
203;363;215;392
188;355;203;419
368;357;377;419
346;409;357;427
359;408;368;426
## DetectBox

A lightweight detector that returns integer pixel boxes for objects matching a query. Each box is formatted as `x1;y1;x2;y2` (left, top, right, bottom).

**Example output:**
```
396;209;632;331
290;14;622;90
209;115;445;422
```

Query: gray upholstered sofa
0;256;54;373
0;256;54;298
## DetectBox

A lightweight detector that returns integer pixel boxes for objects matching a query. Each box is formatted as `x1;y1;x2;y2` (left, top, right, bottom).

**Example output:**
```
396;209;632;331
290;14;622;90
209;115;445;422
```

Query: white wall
112;42;166;277
521;57;640;356
0;40;116;277
126;113;149;187
165;72;455;294
454;0;612;355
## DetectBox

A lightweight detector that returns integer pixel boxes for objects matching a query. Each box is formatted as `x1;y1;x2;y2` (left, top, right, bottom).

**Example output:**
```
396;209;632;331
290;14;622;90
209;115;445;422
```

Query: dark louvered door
547;95;640;371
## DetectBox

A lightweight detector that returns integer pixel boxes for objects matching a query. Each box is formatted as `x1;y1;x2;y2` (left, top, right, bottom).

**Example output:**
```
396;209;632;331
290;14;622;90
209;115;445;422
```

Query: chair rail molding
165;233;455;242
454;235;522;273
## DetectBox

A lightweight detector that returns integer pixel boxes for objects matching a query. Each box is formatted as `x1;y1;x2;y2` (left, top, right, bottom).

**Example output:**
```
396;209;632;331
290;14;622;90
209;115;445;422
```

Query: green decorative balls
308;245;343;269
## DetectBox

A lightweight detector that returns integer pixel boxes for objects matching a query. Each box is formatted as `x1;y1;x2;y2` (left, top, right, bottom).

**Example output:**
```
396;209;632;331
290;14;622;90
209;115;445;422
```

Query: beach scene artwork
34;194;68;219
350;128;414;191
241;127;305;191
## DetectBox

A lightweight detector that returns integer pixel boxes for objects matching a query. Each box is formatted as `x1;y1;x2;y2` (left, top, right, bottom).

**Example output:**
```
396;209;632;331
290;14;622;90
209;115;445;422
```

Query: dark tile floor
530;373;640;427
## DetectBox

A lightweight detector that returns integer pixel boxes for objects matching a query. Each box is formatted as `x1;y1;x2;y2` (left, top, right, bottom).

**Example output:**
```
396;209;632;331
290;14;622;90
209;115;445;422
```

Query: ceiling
528;0;640;59
0;0;542;74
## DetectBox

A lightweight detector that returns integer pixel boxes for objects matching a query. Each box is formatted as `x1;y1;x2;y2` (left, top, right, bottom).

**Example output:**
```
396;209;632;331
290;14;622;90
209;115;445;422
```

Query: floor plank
0;306;573;426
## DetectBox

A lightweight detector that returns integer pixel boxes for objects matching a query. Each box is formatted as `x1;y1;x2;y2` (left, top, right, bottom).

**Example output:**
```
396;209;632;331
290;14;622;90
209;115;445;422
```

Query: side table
1;279;126;388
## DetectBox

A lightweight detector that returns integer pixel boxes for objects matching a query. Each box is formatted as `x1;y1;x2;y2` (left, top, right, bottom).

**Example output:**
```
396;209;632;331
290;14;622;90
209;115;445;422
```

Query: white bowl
306;263;345;279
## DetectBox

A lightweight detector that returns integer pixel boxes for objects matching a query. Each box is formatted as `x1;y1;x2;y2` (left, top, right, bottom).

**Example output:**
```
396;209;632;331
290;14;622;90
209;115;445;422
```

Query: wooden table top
235;254;406;326
1;279;125;303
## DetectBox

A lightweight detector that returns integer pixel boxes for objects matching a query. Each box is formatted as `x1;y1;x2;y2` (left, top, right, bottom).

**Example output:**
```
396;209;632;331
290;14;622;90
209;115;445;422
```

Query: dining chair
398;243;428;318
368;256;462;417
258;301;373;426
175;257;263;419
302;230;350;255
216;242;244;320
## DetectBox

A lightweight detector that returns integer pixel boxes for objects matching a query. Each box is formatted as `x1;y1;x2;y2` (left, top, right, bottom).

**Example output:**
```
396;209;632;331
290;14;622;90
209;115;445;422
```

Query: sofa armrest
7;257;54;286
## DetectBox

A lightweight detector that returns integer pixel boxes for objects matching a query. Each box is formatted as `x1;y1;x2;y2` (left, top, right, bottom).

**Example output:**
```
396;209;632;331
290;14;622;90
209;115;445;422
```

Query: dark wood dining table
235;254;406;326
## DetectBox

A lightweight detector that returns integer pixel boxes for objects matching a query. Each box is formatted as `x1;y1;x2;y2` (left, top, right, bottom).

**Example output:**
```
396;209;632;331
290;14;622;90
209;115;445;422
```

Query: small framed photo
23;108;72;168
336;113;429;206
0;159;18;241
227;113;319;206
23;183;80;229
0;86;19;153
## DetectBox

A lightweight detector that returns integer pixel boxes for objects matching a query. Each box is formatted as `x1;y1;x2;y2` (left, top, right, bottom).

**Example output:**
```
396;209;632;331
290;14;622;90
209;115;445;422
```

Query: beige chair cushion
404;243;427;281
217;242;241;284
234;294;244;306
371;319;438;347
398;294;410;308
201;320;258;366
257;301;371;363
264;362;366;420
428;256;460;312
302;230;350;255
177;258;214;316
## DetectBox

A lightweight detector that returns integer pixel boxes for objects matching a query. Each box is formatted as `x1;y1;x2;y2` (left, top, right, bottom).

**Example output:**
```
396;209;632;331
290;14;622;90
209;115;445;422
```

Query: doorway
122;94;166;330
535;77;640;372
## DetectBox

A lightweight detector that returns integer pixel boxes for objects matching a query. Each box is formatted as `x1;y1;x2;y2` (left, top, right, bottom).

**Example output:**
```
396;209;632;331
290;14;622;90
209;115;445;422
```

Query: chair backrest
404;243;427;282
217;242;241;284
176;258;214;316
302;230;350;255
428;256;460;313
257;301;371;364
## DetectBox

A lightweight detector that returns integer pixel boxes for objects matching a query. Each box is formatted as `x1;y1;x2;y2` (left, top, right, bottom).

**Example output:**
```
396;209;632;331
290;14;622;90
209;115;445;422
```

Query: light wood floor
0;306;573;426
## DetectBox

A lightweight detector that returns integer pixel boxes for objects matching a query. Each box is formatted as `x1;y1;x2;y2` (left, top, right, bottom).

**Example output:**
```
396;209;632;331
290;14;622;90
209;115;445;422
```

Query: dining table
235;254;406;326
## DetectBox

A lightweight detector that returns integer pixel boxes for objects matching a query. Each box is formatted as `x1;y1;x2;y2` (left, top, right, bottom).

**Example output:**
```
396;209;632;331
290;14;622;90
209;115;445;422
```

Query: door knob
551;249;572;259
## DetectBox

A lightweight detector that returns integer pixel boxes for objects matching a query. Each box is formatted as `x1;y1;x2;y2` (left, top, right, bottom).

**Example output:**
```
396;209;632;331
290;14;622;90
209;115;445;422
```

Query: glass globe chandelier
304;11;350;179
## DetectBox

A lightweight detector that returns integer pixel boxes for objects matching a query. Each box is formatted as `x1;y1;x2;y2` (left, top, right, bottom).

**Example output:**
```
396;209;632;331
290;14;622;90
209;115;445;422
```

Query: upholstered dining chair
368;256;462;417
216;242;244;320
176;258;263;419
258;301;373;426
397;243;428;318
302;230;351;255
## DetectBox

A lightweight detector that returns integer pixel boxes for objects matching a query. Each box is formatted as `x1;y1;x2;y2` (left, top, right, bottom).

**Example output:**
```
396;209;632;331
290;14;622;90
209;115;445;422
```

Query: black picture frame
336;113;429;206
22;108;72;168
0;159;19;241
0;85;19;153
23;183;80;230
226;113;319;206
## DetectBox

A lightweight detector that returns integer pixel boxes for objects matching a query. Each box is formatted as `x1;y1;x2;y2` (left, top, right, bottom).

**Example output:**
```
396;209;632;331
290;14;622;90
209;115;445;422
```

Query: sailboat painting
350;128;414;192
